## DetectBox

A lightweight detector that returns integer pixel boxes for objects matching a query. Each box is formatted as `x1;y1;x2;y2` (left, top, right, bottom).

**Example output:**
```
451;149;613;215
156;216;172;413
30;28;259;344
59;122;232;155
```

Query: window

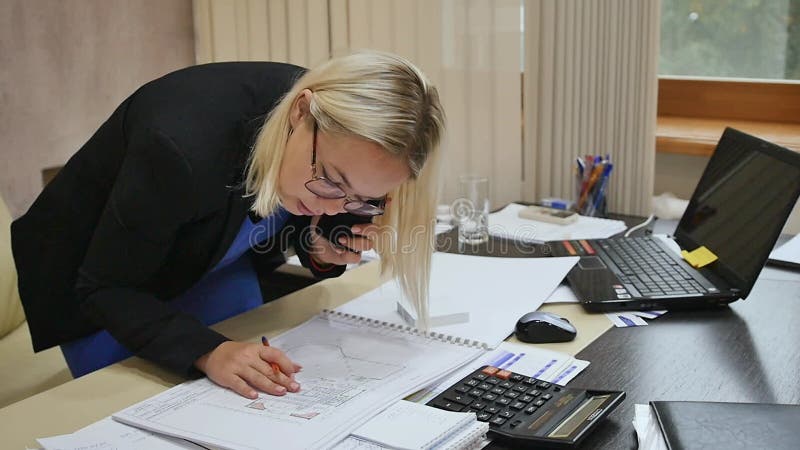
656;0;800;156
660;0;800;81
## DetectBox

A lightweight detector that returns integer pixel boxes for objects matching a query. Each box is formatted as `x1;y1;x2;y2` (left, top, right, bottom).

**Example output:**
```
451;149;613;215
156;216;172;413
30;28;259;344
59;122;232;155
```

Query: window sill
656;116;800;156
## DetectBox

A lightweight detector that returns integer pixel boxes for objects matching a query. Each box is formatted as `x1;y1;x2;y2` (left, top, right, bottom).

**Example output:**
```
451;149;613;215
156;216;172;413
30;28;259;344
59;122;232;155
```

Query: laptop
553;128;800;312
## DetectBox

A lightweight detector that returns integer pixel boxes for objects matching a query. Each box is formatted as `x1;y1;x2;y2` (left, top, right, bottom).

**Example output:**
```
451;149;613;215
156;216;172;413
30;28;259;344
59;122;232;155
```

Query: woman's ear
289;89;313;129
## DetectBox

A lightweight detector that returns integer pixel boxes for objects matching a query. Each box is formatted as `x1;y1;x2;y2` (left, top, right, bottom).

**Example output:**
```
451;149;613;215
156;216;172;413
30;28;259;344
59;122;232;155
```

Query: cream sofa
0;195;71;408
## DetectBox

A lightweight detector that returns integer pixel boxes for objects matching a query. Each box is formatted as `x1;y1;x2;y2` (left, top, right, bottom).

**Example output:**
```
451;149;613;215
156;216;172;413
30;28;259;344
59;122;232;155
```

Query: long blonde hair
245;51;445;329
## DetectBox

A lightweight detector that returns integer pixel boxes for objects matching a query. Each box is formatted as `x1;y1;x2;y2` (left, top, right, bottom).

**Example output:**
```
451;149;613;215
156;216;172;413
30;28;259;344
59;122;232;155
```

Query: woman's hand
308;217;379;266
195;341;302;399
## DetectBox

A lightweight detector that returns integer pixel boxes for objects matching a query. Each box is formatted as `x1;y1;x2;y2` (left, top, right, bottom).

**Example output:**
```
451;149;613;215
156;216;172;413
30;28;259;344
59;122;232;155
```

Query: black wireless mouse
515;311;577;343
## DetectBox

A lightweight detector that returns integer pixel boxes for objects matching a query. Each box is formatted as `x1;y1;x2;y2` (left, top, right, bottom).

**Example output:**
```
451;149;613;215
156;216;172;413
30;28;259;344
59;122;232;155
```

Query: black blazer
11;62;345;377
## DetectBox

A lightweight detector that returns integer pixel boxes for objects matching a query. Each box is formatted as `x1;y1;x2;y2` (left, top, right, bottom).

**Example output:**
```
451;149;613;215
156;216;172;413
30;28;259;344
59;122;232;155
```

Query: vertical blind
193;0;659;214
523;0;660;215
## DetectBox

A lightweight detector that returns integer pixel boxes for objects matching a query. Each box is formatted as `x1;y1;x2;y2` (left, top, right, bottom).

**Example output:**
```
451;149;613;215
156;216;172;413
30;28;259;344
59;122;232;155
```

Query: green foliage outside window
660;0;800;80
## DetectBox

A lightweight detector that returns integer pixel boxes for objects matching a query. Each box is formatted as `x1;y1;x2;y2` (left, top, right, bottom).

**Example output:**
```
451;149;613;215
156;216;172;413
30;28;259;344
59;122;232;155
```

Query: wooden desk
4;220;796;449
0;259;612;449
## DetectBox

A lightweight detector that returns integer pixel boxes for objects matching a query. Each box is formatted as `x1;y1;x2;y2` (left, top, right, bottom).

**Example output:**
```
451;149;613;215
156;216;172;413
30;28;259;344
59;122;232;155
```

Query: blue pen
590;163;613;216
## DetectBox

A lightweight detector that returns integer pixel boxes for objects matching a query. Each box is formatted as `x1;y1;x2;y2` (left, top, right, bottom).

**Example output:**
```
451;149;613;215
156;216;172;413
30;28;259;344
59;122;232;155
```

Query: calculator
426;365;624;448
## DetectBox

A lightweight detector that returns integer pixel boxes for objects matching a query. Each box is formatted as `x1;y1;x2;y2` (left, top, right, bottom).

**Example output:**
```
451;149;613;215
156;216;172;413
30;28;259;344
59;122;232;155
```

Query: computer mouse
515;311;577;343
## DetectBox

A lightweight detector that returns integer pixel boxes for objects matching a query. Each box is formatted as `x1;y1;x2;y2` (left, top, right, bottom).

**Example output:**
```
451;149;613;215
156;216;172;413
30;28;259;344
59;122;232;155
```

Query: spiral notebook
112;311;488;450
333;400;488;450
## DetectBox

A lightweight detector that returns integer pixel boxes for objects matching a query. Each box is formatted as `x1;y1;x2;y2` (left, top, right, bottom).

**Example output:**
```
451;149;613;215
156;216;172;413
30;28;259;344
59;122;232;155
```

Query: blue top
212;207;290;272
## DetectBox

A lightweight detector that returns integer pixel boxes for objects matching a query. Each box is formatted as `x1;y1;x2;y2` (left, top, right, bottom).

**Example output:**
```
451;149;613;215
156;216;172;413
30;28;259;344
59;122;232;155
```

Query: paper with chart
113;313;485;450
336;252;579;347
37;417;201;450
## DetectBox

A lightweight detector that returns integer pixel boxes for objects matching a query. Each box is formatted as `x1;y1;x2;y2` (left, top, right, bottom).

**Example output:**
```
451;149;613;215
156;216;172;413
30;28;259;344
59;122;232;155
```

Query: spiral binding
321;309;490;350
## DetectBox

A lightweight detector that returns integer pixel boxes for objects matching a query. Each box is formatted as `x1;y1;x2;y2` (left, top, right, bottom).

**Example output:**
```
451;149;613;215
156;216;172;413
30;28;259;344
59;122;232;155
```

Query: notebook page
351;400;474;450
113;313;485;450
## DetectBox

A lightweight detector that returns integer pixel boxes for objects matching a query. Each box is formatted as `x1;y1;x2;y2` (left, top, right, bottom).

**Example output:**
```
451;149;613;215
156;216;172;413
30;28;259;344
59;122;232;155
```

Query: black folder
650;401;800;450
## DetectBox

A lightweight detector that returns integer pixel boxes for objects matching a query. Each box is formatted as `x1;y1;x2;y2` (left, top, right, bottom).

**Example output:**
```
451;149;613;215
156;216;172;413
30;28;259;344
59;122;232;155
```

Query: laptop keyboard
599;238;707;297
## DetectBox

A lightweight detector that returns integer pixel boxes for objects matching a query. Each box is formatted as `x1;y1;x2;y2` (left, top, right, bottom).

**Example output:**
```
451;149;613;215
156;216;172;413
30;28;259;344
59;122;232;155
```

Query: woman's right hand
194;341;302;399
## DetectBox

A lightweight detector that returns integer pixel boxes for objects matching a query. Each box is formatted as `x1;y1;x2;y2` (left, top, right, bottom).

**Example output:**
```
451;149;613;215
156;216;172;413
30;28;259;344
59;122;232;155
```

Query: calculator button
486;406;501;414
482;393;498;401
520;395;534;403
513;385;528;393
497;397;512;406
468;389;485;397
510;401;527;410
503;391;519;399
455;385;470;394
541;393;553;401
533;399;546;407
433;400;463;412
471;401;487;410
474;373;488;381
509;419;523;429
465;379;479;387
482;366;499;376
485;378;500;385
510;374;525;382
528;389;542;397
490;387;506;395
490;416;507;426
523;377;538;385
496;370;512;380
477;412;492;422
524;406;538;414
478;383;492;390
537;381;552;389
444;394;473;406
499;410;515;419
499;381;515;389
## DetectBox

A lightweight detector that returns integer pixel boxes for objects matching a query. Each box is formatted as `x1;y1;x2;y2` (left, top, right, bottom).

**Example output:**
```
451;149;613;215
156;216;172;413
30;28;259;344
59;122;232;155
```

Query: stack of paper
769;234;800;268
488;203;627;243
332;400;488;450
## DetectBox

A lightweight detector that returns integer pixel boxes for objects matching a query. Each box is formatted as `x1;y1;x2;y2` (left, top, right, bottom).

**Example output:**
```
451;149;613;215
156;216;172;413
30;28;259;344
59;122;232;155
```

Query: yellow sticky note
680;246;718;269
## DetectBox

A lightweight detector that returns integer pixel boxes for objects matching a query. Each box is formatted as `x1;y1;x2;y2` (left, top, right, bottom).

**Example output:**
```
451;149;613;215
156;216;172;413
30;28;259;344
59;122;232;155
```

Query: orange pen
261;336;283;376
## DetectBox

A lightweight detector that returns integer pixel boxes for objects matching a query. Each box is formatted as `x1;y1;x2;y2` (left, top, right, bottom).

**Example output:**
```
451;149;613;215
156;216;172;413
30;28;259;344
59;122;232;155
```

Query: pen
261;336;283;376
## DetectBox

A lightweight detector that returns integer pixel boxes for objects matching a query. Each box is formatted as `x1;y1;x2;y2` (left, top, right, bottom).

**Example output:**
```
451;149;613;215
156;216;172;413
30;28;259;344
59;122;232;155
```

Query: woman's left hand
308;217;379;266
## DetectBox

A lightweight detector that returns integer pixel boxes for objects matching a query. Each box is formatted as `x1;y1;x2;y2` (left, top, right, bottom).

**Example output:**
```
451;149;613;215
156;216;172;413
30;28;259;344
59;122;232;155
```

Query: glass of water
456;175;489;245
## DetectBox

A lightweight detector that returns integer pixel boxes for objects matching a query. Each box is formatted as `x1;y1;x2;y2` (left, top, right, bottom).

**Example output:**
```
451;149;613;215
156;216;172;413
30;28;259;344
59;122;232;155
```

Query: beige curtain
192;0;523;209
523;0;660;215
193;0;659;214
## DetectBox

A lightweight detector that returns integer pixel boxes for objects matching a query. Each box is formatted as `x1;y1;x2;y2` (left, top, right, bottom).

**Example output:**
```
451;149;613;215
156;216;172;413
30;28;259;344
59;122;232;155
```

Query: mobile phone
315;213;370;253
518;205;579;225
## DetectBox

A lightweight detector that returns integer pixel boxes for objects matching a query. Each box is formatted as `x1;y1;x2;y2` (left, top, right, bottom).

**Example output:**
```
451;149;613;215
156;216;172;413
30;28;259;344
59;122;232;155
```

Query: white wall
0;0;195;219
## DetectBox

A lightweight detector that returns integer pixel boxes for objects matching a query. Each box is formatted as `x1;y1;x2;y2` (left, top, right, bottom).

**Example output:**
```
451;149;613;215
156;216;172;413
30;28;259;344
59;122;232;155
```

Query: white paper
113;313;486;450
37;417;200;450
350;400;474;449
543;284;580;304
769;234;800;265
406;341;590;405
335;252;579;348
633;404;669;450
488;203;626;243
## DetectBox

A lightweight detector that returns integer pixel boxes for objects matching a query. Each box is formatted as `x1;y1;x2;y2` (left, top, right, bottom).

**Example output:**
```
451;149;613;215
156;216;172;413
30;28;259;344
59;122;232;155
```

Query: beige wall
0;0;195;219
655;152;800;234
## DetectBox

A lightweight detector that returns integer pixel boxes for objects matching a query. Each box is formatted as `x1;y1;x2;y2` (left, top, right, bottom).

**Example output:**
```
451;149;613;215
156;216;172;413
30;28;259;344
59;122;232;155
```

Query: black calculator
426;365;624;448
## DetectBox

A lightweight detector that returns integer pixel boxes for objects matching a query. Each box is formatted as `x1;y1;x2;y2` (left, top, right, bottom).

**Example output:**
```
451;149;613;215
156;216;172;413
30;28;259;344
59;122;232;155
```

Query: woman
11;51;444;399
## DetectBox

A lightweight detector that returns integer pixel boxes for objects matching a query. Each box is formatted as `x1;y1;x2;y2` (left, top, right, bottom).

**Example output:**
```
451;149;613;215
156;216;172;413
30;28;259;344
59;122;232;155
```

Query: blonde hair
245;51;445;329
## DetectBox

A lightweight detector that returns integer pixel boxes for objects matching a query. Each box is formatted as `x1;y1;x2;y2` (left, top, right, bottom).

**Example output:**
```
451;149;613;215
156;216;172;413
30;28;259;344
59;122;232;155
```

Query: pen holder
574;155;613;218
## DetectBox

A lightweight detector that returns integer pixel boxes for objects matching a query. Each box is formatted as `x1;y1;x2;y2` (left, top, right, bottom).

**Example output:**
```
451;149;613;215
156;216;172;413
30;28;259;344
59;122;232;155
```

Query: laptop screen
675;128;800;294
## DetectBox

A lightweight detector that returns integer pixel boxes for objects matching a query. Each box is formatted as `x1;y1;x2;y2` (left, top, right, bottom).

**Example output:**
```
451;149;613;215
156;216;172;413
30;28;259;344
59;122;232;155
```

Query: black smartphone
315;213;371;253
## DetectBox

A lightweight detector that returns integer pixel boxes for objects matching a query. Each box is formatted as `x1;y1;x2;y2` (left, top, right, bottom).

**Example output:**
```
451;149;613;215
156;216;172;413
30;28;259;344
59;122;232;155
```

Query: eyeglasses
304;121;386;216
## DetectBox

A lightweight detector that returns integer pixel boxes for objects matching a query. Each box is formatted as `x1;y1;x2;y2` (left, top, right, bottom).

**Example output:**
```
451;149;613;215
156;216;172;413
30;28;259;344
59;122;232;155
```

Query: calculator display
548;394;611;439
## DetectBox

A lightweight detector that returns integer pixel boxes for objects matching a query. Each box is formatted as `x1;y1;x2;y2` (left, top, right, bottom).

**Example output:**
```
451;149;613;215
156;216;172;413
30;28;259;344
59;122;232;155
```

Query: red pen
261;336;283;375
